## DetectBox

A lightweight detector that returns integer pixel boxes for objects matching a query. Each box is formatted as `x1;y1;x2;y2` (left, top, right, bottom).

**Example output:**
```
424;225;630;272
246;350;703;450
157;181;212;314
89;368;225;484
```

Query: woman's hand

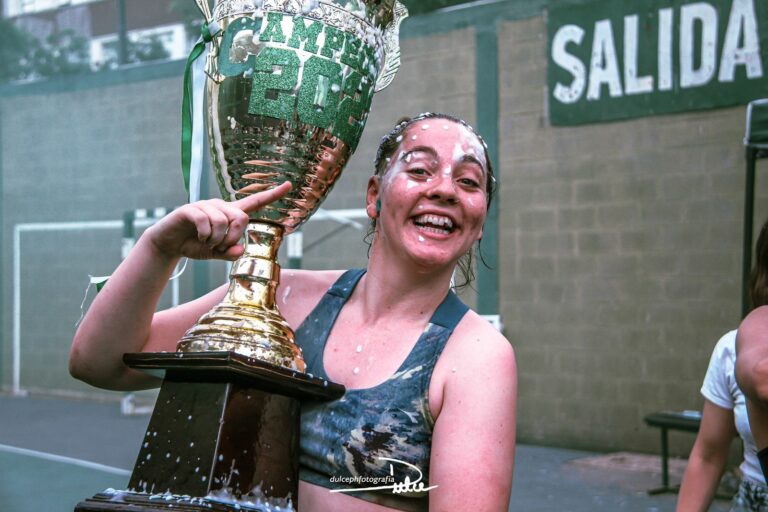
145;182;292;261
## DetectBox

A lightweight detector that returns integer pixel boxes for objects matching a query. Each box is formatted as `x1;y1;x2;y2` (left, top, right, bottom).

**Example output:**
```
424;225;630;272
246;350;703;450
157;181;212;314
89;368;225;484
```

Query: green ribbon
181;21;220;198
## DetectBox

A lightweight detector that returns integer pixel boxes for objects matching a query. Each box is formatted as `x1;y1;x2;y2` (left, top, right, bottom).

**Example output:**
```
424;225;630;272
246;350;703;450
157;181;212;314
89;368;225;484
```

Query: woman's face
367;118;489;269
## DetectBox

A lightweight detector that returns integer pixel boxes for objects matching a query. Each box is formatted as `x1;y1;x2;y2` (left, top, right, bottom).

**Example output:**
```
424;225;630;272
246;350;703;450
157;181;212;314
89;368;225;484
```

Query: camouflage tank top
297;269;468;511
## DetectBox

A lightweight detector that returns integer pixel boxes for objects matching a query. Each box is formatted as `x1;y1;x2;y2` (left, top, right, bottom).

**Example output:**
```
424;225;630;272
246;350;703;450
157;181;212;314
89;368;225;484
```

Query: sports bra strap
430;291;469;331
326;269;366;299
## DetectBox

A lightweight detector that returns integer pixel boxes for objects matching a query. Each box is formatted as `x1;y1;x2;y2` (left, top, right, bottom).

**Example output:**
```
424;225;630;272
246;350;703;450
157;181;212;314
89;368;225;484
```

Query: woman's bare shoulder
280;269;345;295
451;310;514;362
432;310;515;397
278;269;347;328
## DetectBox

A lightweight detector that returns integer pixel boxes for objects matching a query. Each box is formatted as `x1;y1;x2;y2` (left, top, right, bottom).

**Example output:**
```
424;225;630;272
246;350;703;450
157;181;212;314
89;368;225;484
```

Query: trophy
75;1;407;511
176;0;408;371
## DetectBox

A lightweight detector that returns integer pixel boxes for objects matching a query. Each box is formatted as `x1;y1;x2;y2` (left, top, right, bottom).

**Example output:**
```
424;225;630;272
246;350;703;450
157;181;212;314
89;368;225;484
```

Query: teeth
414;214;454;230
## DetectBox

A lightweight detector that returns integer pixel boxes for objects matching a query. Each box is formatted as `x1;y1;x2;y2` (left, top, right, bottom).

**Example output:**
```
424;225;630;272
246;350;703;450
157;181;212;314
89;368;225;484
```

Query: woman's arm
428;321;517;511
69;184;292;391
676;400;736;512
736;306;768;450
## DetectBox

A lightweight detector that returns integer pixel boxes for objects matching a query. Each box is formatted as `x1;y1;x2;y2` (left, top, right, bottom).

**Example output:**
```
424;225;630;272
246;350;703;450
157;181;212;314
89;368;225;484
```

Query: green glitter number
248;47;300;121
334;70;372;150
218;17;262;77
297;56;342;130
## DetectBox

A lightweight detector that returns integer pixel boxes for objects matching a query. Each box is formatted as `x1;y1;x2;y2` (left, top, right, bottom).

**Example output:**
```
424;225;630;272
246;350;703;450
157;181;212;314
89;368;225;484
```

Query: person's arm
736;306;768;451
69;183;292;391
428;323;516;511
676;400;736;512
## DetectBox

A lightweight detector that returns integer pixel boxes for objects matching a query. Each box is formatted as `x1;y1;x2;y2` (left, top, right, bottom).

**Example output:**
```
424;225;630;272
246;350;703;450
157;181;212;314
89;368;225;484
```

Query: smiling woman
69;113;516;512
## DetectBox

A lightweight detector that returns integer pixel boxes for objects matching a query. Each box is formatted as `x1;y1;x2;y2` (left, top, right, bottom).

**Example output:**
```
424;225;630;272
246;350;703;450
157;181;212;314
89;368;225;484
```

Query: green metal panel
475;24;499;315
548;0;768;125
402;0;546;38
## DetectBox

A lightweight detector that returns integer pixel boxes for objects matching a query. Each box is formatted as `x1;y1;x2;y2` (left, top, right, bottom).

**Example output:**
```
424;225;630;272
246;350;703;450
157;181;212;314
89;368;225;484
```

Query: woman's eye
409;168;428;176
459;178;480;187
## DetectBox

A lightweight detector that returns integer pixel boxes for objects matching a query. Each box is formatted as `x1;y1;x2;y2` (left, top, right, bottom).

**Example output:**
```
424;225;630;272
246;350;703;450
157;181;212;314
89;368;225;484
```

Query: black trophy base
75;352;343;512
75;490;277;512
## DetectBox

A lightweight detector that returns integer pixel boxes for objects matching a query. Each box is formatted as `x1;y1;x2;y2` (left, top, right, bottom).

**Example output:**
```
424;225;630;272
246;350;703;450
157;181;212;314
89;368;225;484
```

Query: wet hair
751;217;768;309
366;112;497;290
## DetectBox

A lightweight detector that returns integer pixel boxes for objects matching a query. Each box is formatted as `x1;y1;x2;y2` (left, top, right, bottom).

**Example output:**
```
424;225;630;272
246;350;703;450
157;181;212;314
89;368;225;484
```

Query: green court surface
0;448;129;511
0;393;148;511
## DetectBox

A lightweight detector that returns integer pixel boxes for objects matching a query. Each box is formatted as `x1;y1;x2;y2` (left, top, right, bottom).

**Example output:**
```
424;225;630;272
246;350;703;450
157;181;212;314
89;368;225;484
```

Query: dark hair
366;112;497;289
751;217;768;309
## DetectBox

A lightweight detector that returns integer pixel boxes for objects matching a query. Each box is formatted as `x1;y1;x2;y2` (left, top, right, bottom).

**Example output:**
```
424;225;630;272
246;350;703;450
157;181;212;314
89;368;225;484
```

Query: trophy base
74;352;344;512
75;491;272;512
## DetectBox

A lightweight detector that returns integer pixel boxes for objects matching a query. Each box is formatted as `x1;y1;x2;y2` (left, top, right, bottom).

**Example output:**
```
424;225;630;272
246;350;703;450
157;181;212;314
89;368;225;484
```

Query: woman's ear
366;175;380;219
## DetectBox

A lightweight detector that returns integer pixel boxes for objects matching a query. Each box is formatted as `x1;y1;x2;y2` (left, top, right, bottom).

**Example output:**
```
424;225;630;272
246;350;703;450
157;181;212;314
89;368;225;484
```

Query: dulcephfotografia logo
329;457;438;495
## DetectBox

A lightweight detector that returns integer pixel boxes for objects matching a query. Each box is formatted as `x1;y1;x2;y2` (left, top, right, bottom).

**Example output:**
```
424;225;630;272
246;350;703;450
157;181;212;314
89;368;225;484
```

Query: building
3;0;189;69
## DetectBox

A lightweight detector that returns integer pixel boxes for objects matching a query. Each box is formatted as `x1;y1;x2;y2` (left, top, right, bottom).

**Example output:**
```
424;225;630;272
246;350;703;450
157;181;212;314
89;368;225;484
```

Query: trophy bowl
177;0;408;371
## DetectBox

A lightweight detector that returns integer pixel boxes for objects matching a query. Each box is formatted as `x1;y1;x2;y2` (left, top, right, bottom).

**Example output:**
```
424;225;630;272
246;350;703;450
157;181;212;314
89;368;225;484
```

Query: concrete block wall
1;69;192;397
498;15;765;454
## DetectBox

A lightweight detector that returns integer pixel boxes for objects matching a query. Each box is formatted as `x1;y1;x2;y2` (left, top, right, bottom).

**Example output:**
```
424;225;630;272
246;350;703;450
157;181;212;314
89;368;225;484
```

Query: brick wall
499;16;767;453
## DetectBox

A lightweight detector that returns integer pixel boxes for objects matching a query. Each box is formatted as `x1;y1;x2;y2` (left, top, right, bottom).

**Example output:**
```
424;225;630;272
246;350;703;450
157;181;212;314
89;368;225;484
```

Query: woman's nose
427;171;458;201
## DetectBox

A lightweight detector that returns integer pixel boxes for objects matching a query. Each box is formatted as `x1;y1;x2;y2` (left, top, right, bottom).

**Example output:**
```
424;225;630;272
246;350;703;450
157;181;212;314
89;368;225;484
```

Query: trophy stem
177;221;305;372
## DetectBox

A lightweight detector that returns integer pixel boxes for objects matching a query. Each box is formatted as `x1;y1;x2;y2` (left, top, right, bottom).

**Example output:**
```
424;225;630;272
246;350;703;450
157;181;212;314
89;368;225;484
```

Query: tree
0;18;37;83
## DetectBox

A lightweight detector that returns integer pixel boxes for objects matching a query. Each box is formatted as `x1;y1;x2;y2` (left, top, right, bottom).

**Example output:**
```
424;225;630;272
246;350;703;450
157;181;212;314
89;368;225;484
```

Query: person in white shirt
678;217;768;512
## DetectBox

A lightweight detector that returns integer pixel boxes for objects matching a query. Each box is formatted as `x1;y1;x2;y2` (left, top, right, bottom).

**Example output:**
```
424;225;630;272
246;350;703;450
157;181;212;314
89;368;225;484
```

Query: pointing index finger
233;181;293;214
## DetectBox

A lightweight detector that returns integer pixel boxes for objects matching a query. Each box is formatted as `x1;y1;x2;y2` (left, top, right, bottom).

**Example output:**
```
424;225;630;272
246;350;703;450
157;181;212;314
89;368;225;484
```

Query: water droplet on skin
421;124;429;130
356;345;363;352
353;367;360;375
411;135;417;140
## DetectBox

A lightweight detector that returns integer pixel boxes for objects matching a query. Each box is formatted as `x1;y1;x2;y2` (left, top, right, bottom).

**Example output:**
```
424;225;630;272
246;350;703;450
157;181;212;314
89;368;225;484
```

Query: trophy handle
374;1;409;92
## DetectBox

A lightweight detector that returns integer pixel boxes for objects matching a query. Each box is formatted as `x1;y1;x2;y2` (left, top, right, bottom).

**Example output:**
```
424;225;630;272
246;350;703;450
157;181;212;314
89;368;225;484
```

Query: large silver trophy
178;0;408;369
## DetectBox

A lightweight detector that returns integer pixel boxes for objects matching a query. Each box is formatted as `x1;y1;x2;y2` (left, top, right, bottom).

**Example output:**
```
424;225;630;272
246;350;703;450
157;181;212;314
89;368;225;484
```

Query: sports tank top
297;269;469;510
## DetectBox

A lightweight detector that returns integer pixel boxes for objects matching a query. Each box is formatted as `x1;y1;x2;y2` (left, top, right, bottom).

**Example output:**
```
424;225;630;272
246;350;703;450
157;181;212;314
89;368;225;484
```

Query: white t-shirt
701;329;766;485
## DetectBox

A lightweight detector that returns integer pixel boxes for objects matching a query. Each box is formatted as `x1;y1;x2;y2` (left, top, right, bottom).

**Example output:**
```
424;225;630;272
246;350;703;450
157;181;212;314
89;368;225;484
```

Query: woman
69;113;517;511
677;217;768;511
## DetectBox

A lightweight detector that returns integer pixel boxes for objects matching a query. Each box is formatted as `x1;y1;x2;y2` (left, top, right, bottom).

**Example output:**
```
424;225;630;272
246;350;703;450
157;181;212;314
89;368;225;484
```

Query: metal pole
475;23;499;316
743;147;756;318
117;0;128;65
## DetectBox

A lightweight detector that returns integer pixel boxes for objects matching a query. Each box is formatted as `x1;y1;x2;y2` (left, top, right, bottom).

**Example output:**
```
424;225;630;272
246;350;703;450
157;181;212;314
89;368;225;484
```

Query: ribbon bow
181;21;221;198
